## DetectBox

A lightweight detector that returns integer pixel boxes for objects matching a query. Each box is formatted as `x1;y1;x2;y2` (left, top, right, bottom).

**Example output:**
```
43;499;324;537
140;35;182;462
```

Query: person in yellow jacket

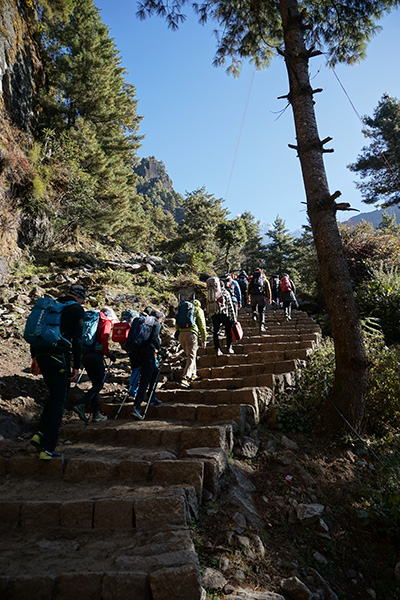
175;299;207;388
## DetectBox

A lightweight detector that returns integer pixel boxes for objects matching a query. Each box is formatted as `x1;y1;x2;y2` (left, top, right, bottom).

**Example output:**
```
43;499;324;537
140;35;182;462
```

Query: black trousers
129;345;158;409
251;293;266;325
211;313;233;350
36;351;71;452
81;351;105;413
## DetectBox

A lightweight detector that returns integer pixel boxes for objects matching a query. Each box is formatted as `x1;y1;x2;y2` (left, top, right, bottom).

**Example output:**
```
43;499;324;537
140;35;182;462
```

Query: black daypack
249;271;264;295
125;315;156;351
175;301;195;329
270;276;280;294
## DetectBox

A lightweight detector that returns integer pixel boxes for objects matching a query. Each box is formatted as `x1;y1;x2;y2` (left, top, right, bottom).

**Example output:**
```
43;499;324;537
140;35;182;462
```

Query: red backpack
280;276;292;293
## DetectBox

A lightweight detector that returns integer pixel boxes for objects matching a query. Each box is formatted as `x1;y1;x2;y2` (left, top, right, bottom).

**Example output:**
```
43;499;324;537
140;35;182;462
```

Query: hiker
280;274;297;321
224;274;242;320
248;268;271;332
269;274;281;311
128;310;164;420
237;272;249;308
210;279;236;356
29;283;86;460
73;307;118;424
175;298;207;388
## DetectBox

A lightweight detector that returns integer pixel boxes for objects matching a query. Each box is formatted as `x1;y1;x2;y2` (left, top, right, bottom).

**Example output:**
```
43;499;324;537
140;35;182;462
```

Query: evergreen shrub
275;331;400;433
356;263;400;344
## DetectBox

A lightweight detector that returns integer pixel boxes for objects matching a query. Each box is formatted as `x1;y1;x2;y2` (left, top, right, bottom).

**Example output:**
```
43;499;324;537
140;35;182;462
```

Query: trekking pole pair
114;366;140;420
142;351;167;419
115;349;168;420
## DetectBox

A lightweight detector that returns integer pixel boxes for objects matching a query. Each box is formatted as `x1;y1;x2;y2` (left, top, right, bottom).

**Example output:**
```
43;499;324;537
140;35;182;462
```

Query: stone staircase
0;309;321;600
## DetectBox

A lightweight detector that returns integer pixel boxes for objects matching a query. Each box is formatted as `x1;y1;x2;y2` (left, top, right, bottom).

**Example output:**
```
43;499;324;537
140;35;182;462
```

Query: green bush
364;333;400;433
276;339;335;431
356;263;400;344
276;330;400;434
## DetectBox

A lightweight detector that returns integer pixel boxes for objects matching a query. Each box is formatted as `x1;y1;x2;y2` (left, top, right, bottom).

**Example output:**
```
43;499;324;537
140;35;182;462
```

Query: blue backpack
81;310;102;353
24;297;77;349
125;315;156;351
175;301;195;329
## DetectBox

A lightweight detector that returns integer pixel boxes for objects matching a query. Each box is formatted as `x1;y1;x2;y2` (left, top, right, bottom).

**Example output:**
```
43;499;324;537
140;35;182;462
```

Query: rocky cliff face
0;1;43;282
0;0;39;133
135;156;174;192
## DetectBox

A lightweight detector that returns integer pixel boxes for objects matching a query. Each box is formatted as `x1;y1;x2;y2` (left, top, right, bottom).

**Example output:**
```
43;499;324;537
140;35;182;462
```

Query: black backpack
270;276;280;294
250;271;264;295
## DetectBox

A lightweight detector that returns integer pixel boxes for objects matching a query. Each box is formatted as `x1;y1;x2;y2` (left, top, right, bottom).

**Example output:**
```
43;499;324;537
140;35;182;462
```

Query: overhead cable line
225;65;256;201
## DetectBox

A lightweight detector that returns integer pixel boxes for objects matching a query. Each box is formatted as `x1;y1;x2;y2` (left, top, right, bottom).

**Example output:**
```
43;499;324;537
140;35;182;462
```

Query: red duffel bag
231;321;243;342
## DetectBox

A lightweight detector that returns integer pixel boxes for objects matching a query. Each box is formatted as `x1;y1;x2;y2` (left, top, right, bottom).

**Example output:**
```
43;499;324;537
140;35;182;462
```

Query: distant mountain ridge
344;206;400;228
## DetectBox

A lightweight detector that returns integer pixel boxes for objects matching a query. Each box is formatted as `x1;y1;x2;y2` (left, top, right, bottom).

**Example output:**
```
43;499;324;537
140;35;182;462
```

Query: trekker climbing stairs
0;309;321;600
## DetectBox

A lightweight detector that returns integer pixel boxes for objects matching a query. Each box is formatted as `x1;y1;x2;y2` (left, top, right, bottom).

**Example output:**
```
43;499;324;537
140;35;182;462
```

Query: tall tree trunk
279;0;368;430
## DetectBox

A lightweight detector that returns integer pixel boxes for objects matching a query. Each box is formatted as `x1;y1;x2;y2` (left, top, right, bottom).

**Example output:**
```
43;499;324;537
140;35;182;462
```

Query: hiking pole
101;358;112;387
143;351;167;420
73;368;85;387
114;366;140;420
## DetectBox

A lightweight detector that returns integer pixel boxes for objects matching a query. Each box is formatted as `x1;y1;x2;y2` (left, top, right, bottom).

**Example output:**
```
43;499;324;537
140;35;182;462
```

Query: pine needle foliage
35;0;143;242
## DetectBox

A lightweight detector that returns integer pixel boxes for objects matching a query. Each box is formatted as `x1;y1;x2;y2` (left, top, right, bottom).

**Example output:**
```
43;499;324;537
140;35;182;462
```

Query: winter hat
68;283;87;300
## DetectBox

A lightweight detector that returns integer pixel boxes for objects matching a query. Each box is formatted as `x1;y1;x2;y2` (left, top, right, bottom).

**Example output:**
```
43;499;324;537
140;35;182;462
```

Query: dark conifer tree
38;0;142;239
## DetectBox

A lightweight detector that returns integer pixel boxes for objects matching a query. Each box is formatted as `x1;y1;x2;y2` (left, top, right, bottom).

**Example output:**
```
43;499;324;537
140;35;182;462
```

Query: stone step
239;309;317;321
0;451;205;498
157;386;261;406
0;483;194;530
197;358;298;380
236;332;320;344
200;337;319;356
56;421;234;454
101;401;257;431
198;347;311;367
0;528;202;600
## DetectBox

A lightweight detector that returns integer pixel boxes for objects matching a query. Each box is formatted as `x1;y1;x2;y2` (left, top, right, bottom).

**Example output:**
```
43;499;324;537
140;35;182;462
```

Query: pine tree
349;93;400;207
37;0;142;240
171;187;228;269
239;211;265;273
263;216;296;276
215;217;247;273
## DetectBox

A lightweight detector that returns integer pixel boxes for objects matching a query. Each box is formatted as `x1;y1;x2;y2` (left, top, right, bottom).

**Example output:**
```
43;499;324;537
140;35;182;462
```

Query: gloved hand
109;351;117;362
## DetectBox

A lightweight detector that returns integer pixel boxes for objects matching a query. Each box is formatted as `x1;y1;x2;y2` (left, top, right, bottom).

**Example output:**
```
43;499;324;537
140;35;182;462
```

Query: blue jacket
228;279;242;306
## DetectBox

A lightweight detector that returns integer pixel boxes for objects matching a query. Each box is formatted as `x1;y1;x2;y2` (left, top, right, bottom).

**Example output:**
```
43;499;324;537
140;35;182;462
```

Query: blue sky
95;1;400;233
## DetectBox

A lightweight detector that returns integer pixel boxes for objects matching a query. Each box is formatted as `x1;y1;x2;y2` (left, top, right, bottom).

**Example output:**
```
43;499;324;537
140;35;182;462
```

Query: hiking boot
181;378;191;388
30;432;43;452
92;412;108;422
131;406;144;421
227;347;235;354
39;450;63;461
216;348;223;356
73;403;88;424
150;397;162;406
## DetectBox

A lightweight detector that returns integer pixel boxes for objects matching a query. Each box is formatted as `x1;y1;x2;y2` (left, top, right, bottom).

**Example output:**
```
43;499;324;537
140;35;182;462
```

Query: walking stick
142;352;167;419
114;366;140;420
